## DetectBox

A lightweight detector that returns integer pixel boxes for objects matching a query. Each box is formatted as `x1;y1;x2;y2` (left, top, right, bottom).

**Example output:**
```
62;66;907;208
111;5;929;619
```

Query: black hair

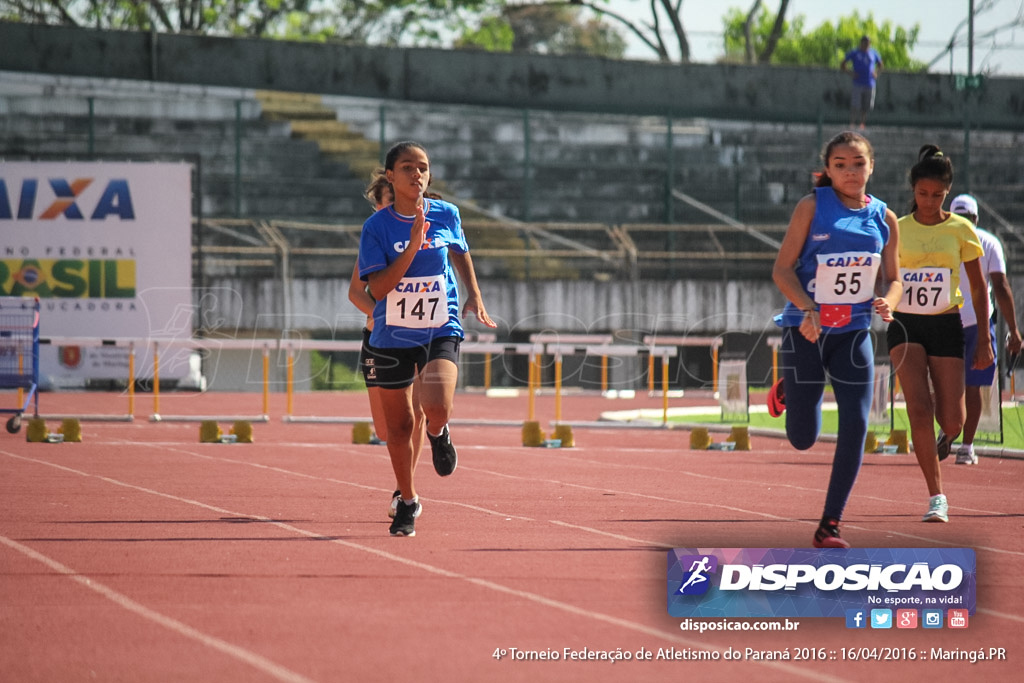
382;141;442;199
908;144;954;212
813;131;874;188
384;140;428;171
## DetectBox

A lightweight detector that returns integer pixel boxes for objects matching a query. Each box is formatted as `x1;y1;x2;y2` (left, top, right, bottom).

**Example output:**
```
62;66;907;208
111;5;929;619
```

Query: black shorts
886;311;964;359
362;335;461;389
359;328;385;388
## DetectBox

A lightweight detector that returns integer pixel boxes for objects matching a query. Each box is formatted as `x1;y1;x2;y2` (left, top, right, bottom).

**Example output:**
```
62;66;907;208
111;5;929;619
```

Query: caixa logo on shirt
392;225;446;253
667;548;975;619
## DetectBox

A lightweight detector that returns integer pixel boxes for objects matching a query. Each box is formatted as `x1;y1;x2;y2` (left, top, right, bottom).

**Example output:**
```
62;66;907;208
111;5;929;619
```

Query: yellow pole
527;353;536;422
712;345;720;395
128;342;135;418
647;353;654;393
286;346;294;416
662;353;669;425
152;342;160;416
554;353;563;424
17;353;23;409
772;346;778;385
484;352;492;390
601;355;608;393
262;343;270;417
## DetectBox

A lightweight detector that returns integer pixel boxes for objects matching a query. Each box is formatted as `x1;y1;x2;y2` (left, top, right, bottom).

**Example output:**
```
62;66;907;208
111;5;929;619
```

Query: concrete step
255;91;337;121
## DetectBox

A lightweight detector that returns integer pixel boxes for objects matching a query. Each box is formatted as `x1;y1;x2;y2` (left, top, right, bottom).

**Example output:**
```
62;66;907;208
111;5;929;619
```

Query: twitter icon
870;609;892;629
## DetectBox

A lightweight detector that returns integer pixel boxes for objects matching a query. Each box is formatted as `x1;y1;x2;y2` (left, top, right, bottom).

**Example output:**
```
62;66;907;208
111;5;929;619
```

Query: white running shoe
922;494;949;523
954;444;978;465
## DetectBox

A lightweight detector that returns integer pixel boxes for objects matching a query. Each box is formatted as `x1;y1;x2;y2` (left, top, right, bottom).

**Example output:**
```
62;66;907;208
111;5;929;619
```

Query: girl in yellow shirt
888;145;993;523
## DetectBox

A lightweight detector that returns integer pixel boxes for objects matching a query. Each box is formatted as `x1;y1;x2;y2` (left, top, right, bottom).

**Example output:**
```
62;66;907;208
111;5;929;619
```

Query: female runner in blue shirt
358;141;496;537
771;131;902;548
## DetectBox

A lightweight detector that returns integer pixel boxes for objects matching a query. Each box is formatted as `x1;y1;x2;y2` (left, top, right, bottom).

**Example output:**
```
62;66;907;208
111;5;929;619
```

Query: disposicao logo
667;548;976;619
675;555;718;596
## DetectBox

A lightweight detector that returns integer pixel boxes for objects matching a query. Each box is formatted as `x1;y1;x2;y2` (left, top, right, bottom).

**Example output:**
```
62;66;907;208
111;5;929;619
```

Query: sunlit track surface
1;392;1019;682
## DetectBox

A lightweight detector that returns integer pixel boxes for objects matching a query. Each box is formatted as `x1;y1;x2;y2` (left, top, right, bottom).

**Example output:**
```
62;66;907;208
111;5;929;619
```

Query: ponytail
908;144;954;212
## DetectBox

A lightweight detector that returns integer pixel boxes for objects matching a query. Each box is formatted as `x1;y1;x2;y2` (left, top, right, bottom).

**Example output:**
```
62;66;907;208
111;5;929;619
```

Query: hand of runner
463;296;497;328
872;296;894;322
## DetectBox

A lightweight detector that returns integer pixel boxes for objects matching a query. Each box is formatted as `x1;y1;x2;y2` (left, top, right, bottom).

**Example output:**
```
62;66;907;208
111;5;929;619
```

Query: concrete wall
1;22;1021;131
200;272;1024;390
206;276;788;336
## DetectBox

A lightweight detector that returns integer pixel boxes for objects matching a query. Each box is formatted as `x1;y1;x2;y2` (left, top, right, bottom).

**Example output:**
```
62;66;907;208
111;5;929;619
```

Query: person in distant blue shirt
841;36;883;130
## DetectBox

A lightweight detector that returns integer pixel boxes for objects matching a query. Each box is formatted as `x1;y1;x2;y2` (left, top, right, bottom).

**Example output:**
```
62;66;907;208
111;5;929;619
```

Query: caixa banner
667;548;975;618
1;162;193;383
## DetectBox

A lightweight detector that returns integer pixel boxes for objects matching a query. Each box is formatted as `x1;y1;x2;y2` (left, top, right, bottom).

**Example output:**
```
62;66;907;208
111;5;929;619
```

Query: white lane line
0;533;315;683
2;450;842;682
89;438;1024;521
977;607;1024;623
89;439;1024;558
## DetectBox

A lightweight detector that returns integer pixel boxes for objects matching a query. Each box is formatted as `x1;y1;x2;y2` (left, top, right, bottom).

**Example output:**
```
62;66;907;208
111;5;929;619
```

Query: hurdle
528;348;538;421
545;342;678;426
150;338;272;423
462;340;536;399
457;332;497;391
525;334;613;443
280;338;536;424
36;336;135;422
642;335;724;397
528;333;614;395
281;339;363;423
766;335;781;385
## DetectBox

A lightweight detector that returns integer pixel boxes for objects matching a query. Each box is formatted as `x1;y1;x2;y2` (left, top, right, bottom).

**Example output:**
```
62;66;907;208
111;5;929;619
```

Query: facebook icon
845;609;867;629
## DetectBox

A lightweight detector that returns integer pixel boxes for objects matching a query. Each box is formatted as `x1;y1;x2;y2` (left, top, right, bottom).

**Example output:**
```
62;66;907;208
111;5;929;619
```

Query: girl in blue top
358;141;496;537
771;131;901;548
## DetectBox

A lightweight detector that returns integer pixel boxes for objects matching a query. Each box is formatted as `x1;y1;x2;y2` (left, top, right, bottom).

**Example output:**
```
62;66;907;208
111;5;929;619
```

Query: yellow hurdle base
352;421;373;444
522;421;545;447
689;427;712;450
551;424;574;448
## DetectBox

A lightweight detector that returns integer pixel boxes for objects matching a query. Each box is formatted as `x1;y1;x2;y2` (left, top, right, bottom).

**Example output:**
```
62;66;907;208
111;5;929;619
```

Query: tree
925;0;1024;74
0;0;500;45
723;8;925;71
502;0;692;62
458;3;626;57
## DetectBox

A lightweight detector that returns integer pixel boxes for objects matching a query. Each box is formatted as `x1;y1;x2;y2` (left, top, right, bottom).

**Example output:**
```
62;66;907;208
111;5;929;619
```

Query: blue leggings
780;327;874;520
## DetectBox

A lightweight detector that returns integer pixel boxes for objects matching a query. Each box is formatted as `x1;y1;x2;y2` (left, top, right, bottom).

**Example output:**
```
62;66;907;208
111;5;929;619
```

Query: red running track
0;391;1021;682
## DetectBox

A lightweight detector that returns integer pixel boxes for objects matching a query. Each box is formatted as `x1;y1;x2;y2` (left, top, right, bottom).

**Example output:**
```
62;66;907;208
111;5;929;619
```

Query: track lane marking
3;450;844;682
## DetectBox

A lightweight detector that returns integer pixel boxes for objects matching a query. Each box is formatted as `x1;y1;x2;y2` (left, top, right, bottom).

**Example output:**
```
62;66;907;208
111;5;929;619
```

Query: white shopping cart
0;297;40;434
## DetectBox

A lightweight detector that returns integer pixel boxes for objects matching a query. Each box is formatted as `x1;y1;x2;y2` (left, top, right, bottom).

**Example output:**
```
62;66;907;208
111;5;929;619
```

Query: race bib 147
385;274;448;329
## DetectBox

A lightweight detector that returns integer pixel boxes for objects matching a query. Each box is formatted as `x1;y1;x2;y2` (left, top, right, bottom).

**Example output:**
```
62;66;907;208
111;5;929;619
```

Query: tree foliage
0;0;500;45
566;0;693;62
723;8;925;71
0;0;937;70
458;4;626;57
